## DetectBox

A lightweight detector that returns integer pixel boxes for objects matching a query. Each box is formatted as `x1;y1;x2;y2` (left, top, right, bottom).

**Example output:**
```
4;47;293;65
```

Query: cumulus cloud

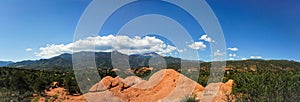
188;42;206;50
229;54;237;57
229;58;234;60
26;48;33;51
177;49;184;53
227;47;239;51
199;34;214;43
213;50;226;56
241;58;247;60
36;35;178;58
250;56;262;59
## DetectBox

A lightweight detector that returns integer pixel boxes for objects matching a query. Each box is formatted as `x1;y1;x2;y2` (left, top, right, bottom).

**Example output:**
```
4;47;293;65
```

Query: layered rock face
84;69;234;102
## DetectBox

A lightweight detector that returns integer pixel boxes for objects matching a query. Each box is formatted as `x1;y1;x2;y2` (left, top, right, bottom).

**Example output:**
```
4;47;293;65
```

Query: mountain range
7;51;184;70
5;51;300;71
0;61;14;67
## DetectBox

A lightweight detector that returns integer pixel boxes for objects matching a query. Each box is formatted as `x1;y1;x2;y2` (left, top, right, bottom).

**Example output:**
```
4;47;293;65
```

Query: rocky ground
34;82;86;102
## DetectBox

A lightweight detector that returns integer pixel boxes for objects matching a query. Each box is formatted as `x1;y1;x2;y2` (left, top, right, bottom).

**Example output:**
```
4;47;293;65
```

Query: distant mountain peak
0;61;14;67
111;50;124;54
142;52;160;56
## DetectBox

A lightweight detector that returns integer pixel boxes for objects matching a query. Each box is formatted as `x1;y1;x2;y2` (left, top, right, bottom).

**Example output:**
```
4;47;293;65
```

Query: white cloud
177;49;184;53
213;50;226;56
188;42;206;50
26;48;33;51
233;54;237;57
250;56;262;59
36;35;178;58
229;58;234;60
227;47;238;51
229;54;237;57
199;34;214;43
177;48;187;53
241;58;247;60
211;50;226;61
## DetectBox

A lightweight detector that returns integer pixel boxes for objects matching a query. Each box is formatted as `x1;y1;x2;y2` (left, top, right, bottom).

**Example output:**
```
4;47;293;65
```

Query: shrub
180;94;197;102
53;94;59;99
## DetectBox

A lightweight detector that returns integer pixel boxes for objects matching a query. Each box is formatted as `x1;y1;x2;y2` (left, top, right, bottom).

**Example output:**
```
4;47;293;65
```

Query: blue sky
207;0;300;61
0;0;299;62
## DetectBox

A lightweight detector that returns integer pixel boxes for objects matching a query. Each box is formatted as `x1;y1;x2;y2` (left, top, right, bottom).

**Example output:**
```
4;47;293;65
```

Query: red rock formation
85;69;235;102
200;79;235;102
86;69;207;102
37;69;235;102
